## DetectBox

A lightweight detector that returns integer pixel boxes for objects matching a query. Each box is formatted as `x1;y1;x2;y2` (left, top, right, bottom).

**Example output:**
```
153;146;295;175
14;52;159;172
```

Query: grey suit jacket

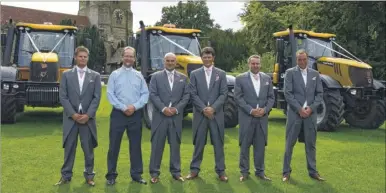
284;66;323;131
189;66;228;144
149;70;190;143
235;72;275;146
59;67;102;148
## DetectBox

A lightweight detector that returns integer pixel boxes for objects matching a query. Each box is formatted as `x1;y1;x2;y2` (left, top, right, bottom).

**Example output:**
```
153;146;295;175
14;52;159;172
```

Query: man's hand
124;105;136;116
251;109;259;117
163;108;173;117
305;106;312;116
169;107;178;115
299;108;308;118
256;108;265;117
203;107;215;119
77;114;90;124
71;113;81;121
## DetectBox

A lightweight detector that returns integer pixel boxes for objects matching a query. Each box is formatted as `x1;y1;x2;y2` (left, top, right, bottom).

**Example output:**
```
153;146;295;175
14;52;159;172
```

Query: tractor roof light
151;30;157;34
197;33;200;37
44;22;53;25
157;30;162;34
192;33;196;37
163;24;176;28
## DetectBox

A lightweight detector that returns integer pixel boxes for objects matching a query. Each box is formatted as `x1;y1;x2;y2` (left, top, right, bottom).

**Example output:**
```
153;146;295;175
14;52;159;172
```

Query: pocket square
179;79;184;82
90;80;94;82
312;77;316;80
265;82;269;85
215;74;220;81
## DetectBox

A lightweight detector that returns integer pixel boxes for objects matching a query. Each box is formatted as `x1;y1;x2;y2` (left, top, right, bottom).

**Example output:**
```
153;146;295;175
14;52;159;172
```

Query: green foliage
59;18;74;26
154;1;214;34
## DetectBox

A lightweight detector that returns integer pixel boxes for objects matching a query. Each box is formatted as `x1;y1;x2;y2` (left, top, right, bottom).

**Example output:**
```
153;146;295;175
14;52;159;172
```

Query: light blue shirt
107;66;149;111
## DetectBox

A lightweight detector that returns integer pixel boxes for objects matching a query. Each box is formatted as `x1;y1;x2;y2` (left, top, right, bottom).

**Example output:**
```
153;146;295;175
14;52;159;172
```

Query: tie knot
205;69;211;76
253;73;259;80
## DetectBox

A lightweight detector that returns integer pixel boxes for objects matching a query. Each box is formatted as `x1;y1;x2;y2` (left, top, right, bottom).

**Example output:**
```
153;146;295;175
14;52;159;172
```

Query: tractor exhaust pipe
139;20;149;78
288;25;297;67
2;21;15;66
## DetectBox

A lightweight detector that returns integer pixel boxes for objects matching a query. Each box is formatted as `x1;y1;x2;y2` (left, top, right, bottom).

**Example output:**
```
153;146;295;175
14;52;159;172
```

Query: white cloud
1;1;245;32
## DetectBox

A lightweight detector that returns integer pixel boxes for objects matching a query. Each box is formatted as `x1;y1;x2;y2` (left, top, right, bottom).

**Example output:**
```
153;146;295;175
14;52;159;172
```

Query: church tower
78;1;133;65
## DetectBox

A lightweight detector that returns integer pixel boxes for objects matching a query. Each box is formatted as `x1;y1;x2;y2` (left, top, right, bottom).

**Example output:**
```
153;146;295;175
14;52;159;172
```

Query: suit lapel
306;68;313;90
247;72;258;99
258;72;265;97
71;68;80;96
171;72;179;95
295;67;306;92
81;69;91;96
208;67;216;91
163;71;172;94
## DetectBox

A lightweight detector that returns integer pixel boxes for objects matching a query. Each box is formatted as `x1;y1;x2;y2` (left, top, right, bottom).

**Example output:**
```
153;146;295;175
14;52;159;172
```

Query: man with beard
105;46;149;185
148;53;190;183
185;47;229;182
56;46;102;186
234;55;274;182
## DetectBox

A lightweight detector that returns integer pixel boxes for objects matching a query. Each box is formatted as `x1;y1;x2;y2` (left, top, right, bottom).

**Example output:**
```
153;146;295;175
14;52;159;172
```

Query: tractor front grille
349;67;373;87
26;86;60;107
30;62;59;82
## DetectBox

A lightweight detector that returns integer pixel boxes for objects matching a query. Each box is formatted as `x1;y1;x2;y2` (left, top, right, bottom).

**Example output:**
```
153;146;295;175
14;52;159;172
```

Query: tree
155;1;214;34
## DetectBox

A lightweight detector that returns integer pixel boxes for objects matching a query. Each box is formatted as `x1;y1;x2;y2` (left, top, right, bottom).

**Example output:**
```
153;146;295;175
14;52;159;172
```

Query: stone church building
0;1;133;72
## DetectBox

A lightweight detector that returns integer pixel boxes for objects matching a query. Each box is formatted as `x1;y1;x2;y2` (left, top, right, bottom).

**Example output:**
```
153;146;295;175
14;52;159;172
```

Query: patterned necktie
168;72;173;83
252;73;259;81
79;69;85;78
205;69;211;76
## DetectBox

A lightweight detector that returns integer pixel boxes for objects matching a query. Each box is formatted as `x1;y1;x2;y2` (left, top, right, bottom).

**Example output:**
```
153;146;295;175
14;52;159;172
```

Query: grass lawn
1;87;385;193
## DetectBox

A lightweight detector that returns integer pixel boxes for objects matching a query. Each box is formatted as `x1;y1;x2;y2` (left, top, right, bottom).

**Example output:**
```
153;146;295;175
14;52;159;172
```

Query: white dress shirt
250;72;261;113
77;66;87;112
166;69;175;91
204;65;213;89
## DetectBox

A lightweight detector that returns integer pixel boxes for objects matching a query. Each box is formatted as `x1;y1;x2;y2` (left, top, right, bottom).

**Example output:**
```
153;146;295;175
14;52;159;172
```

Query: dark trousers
105;109;143;180
61;122;95;180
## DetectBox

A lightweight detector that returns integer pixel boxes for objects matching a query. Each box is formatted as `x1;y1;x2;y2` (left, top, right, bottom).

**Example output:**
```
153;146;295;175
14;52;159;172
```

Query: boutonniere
265;81;269;85
312;77;316;80
215;73;219;81
90;79;94;82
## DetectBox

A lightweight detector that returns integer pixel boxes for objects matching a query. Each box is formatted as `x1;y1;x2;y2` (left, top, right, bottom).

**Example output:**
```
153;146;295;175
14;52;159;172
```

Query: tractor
271;26;386;131
1;21;88;123
131;21;238;129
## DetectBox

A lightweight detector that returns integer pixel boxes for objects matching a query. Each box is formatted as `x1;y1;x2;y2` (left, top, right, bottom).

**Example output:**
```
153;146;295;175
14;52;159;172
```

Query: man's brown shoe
150;177;159;184
55;178;71;186
282;174;290;182
173;175;185;182
239;175;248;182
185;173;198;180
219;175;228;182
257;175;271;181
310;174;325;181
85;179;95;186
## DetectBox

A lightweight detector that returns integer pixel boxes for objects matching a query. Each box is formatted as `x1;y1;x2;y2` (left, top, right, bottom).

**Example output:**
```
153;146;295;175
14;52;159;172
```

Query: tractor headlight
350;89;357;95
3;83;9;90
13;84;19;89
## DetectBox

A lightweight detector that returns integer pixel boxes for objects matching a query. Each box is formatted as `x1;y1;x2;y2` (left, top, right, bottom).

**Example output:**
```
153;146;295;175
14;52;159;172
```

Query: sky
1;1;246;32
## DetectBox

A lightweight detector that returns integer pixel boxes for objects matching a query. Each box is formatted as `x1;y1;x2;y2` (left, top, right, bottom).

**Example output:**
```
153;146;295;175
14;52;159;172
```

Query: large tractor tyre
316;89;345;131
344;99;385;129
224;92;238;128
143;101;154;130
1;94;17;124
16;103;24;113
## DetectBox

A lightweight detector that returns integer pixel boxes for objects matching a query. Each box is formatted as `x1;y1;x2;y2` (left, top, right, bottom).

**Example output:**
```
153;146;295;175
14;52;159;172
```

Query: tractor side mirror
128;36;135;47
1;34;7;47
85;38;92;49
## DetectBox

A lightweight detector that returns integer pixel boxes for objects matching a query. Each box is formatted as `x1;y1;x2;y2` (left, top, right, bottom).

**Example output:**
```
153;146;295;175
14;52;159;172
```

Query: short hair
201;47;215;57
296;49;308;57
122;46;136;57
164;52;176;59
248;54;261;63
75;46;89;56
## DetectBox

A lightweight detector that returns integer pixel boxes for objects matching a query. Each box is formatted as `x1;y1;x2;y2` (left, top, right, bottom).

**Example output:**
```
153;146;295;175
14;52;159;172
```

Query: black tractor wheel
16;103;24;113
224;92;238;128
316;89;345;131
143;101;154;130
1;93;17;124
344;99;385;129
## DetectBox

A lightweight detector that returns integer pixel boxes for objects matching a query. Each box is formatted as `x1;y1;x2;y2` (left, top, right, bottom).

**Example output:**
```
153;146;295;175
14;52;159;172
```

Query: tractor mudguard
1;66;17;82
226;74;235;87
320;74;341;89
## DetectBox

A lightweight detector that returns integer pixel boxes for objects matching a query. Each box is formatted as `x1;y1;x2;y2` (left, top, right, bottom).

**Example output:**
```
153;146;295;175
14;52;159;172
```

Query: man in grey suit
282;49;325;182
148;53;190;183
186;47;229;182
235;55;275;182
56;46;102;186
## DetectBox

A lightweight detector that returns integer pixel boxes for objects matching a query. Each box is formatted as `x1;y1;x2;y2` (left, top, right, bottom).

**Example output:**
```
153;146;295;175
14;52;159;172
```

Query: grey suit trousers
61;122;95;180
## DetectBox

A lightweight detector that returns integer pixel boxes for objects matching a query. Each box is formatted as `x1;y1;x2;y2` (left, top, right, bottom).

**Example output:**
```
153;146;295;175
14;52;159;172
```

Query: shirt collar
298;65;308;73
165;69;175;74
76;66;87;72
121;66;133;71
250;71;260;77
204;65;213;71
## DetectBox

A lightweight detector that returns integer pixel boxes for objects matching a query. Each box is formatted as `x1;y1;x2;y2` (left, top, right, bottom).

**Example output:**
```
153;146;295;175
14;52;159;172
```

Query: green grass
1;87;385;193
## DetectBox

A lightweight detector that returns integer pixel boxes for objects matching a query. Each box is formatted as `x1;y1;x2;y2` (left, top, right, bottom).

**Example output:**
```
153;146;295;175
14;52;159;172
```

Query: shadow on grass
150;180;167;193
193;177;218;192
288;178;338;193
245;177;284;193
169;178;185;193
127;181;143;193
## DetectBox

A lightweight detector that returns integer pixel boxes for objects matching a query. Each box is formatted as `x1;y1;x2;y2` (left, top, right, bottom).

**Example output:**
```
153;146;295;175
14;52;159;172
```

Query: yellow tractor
1;20;88;123
132;21;238;129
271;26;386;131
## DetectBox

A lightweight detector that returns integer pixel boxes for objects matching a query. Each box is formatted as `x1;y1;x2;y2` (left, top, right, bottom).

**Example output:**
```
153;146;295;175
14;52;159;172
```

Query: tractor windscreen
149;33;200;70
16;31;75;67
